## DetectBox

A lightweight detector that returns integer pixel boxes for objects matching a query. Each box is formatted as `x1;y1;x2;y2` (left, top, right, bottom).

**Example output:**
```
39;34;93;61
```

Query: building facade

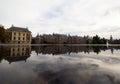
33;33;92;44
6;25;32;44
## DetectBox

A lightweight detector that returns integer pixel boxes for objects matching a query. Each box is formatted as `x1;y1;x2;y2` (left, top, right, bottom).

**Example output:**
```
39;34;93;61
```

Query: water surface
0;45;120;84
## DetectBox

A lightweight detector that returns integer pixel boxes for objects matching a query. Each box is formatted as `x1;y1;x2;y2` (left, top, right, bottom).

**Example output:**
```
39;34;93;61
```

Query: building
34;33;68;44
6;25;32;44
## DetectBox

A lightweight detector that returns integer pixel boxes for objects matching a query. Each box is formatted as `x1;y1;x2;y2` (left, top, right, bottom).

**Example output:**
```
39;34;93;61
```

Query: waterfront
0;45;120;84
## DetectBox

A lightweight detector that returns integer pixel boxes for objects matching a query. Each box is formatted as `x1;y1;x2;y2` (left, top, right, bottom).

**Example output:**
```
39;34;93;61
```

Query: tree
92;35;100;44
92;35;106;44
0;25;9;43
0;26;5;43
100;38;107;44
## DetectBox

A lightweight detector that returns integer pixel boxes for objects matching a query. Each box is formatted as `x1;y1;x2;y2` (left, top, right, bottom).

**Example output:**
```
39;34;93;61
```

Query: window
14;37;16;40
18;48;19;51
9;32;12;36
22;53;24;55
18;41;20;44
23;33;25;36
17;53;19;56
23;37;24;40
18;37;20;40
14;32;16;35
22;48;24;51
19;33;21;36
13;48;15;51
27;34;29;36
12;53;15;56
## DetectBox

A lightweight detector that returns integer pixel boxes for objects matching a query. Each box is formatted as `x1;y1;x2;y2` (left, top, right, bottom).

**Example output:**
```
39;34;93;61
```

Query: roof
7;25;31;32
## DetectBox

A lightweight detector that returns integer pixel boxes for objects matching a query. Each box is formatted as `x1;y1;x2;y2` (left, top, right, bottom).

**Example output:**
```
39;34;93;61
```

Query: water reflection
0;45;120;84
0;45;120;64
33;63;120;84
32;45;120;55
0;45;120;63
0;45;31;63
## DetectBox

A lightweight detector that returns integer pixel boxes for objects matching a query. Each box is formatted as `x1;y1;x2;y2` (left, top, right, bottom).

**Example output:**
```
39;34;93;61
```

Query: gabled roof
7;25;31;32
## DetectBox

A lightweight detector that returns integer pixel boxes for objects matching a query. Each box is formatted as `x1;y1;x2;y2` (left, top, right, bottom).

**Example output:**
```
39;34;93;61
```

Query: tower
110;35;113;44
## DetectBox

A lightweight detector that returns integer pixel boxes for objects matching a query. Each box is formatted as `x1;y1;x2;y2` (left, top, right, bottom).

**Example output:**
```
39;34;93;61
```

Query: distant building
6;25;32;44
33;33;93;44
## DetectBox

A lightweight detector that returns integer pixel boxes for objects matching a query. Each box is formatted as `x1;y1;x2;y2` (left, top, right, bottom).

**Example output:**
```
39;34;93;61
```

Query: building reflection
32;45;120;55
0;45;120;63
32;45;93;55
0;45;31;64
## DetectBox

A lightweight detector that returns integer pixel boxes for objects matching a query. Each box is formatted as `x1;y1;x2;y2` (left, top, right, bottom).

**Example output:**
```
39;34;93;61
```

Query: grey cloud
0;0;120;38
104;7;120;16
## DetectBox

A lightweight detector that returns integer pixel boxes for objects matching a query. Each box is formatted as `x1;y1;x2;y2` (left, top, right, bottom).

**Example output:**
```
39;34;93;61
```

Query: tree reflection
92;46;107;54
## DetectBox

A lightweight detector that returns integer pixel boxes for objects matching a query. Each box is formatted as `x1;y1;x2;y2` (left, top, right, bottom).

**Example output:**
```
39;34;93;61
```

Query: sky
0;0;120;39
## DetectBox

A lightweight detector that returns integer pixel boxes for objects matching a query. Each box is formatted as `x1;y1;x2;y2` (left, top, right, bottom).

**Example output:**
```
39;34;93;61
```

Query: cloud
0;0;120;38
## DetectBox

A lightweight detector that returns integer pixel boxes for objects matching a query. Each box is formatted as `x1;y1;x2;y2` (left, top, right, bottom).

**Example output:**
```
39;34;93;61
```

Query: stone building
33;33;93;44
6;25;32;44
34;33;68;44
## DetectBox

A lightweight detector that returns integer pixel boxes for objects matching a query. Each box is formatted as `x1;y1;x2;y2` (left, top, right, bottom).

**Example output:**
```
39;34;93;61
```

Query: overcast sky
1;0;120;38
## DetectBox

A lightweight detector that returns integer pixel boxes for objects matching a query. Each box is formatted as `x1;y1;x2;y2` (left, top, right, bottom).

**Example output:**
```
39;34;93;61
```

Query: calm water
0;45;120;84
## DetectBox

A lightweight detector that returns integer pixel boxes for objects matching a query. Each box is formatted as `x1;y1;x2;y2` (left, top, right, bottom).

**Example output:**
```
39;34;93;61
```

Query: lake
0;45;120;84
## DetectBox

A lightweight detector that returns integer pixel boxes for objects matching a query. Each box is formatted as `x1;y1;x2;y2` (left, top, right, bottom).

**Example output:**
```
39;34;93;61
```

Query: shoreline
0;44;120;46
